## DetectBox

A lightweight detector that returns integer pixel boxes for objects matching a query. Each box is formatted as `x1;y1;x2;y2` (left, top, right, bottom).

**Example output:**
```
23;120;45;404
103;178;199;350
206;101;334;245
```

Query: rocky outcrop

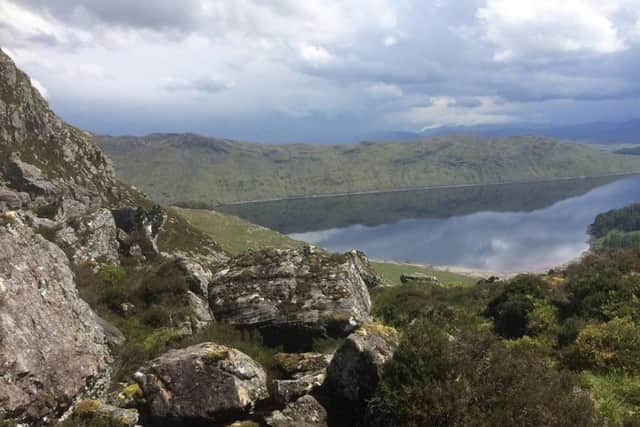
326;323;399;402
70;400;139;427
176;256;213;297
0;49;117;208
0;185;30;211
112;205;167;259
0;218;113;423
186;290;215;330
347;249;382;288
5;154;60;205
264;395;328;427
208;248;372;340
133;342;268;422
54;208;120;266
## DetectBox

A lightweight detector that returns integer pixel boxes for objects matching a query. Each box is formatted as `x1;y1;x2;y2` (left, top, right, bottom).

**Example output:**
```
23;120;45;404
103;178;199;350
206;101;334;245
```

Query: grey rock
208;248;372;336
186;290;214;330
272;371;327;404
0;185;30;211
133;342;268;421
271;352;332;404
71;400;139;427
327;323;400;402
273;352;333;379
5;154;60;204
54;208;120;266
176;256;212;297
264;395;328;427
96;316;126;350
400;272;439;284
347;249;382;288
0;218;113;423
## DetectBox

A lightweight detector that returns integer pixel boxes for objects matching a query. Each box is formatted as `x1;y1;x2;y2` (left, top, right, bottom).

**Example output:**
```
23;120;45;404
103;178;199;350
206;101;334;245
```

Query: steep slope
0;50;117;209
0;48;225;424
97;133;640;205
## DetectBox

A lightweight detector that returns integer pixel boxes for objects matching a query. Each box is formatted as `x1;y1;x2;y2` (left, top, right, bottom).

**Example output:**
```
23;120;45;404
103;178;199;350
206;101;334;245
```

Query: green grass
581;372;640;425
172;207;303;254
97;134;640;205
371;261;478;288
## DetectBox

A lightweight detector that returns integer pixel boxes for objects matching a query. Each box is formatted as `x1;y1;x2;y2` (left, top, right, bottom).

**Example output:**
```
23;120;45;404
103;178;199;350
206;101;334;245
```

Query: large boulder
208;248;372;341
54;208;120;266
264;395;328;427
0;218;113;423
133;342;268;422
326;323;400;402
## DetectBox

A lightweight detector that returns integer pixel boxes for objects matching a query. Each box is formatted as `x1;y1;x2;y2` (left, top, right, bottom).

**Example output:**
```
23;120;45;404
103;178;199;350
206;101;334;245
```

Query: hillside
96;133;640;205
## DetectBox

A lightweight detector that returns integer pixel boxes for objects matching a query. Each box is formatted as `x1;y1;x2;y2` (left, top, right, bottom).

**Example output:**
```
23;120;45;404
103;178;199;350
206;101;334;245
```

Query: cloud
365;82;404;99
2;0;640;142
162;76;235;94
383;36;398;47
387;96;514;129
298;44;334;66
476;0;634;62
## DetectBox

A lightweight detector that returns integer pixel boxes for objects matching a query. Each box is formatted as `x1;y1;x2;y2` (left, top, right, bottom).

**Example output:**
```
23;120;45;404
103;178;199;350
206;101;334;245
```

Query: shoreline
218;173;637;206
372;259;505;280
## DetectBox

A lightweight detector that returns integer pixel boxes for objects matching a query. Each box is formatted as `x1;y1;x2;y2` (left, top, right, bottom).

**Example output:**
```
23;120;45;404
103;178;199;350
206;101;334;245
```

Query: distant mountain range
366;119;640;145
96;133;640;205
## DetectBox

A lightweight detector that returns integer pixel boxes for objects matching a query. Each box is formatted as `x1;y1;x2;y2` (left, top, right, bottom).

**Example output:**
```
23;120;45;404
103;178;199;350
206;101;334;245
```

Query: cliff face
0;218;113;421
0;49;117;209
0;48;122;423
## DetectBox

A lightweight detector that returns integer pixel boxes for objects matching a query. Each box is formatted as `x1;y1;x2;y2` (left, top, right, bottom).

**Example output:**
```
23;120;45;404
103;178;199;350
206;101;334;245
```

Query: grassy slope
172;207;304;254
370;261;477;287
97;134;640;205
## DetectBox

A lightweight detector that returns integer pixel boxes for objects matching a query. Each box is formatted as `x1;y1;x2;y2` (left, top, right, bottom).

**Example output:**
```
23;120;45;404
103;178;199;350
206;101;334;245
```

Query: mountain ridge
96;132;640;205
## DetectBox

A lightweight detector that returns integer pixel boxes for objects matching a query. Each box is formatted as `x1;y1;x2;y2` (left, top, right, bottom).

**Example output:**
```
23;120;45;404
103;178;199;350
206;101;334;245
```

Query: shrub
97;264;127;287
576;317;640;373
141;305;170;327
485;274;550;338
374;316;596;427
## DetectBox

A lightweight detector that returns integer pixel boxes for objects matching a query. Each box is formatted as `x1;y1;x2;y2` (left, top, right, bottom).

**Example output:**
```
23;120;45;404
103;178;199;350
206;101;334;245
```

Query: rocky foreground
0;48;399;426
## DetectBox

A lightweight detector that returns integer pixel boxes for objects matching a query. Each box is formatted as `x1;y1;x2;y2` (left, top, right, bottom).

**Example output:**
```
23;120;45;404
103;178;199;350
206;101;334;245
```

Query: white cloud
383;36;398;47
298;44;334;66
388;96;513;129
365;82;403;99
477;0;629;62
30;78;48;98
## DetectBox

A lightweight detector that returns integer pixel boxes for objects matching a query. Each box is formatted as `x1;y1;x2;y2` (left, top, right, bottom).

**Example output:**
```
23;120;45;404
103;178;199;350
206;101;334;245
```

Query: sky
2;0;640;143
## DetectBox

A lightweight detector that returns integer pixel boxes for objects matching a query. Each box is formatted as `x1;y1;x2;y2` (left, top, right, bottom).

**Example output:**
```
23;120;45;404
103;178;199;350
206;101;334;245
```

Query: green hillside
96;134;640;205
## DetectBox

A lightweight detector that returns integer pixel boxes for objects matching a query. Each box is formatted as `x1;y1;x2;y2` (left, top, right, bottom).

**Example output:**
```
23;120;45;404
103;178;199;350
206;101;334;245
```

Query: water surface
220;176;640;274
